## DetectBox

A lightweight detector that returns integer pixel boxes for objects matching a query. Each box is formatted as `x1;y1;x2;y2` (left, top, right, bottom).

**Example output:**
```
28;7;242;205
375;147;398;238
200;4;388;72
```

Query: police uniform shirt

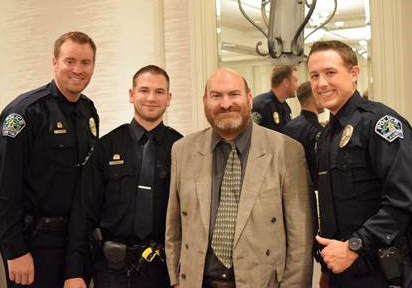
0;80;99;260
317;91;412;256
65;119;182;278
252;90;292;132
283;110;323;189
203;121;252;281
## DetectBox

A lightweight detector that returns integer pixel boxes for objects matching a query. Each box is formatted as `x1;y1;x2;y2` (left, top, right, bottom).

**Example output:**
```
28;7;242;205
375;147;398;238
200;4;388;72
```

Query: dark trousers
1;231;91;288
1;244;65;288
93;255;170;288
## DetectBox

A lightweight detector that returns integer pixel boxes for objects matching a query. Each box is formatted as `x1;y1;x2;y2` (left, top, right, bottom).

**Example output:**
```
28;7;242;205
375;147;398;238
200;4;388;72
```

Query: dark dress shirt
203;121;252;281
65;120;182;278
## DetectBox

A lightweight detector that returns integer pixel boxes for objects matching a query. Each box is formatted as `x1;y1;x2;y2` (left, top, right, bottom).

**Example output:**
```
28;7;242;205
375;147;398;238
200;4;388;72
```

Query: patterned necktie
212;143;241;268
134;133;155;239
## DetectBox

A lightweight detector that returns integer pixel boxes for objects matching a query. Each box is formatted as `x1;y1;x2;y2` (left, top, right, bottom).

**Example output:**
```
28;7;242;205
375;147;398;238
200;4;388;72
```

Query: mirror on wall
216;0;371;118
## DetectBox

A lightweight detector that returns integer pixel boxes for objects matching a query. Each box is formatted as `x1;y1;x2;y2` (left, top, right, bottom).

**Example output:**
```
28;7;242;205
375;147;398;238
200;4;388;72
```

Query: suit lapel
194;129;213;234
233;124;272;248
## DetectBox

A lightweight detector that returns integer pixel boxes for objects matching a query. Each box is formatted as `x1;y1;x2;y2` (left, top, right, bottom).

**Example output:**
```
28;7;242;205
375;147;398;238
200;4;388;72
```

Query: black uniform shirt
252;90;292;132
283;110;323;189
317;91;412;256
0;80;99;260
65;120;182;278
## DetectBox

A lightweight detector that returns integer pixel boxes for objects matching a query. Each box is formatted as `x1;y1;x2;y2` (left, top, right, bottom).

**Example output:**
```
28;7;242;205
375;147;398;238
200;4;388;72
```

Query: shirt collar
334;90;364;127
211;120;253;154
129;119;166;143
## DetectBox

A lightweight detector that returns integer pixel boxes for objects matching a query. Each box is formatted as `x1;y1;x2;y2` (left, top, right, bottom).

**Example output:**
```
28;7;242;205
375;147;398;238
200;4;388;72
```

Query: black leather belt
34;216;67;232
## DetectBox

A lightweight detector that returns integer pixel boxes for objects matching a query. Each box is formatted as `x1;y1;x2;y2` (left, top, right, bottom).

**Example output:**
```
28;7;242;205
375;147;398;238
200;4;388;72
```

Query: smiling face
129;72;171;127
53;39;95;101
203;68;252;140
308;49;359;115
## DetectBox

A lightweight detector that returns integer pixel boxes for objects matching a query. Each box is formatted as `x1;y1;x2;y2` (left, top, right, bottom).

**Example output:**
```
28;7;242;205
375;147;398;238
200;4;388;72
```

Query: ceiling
218;0;370;62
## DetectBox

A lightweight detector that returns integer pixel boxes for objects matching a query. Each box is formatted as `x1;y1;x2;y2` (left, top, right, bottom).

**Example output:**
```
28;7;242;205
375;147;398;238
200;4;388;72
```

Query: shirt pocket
44;135;77;171
105;164;136;203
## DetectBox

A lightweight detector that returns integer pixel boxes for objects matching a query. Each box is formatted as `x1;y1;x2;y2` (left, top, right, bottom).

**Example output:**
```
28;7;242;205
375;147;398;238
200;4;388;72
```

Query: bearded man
165;67;316;288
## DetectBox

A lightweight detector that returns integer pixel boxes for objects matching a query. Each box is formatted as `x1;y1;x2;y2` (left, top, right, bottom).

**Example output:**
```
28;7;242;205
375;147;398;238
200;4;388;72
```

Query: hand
64;277;87;288
319;271;329;288
7;253;35;285
316;235;358;273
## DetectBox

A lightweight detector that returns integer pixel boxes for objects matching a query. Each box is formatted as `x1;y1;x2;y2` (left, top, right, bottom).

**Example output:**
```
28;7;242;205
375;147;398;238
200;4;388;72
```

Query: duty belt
24;215;67;233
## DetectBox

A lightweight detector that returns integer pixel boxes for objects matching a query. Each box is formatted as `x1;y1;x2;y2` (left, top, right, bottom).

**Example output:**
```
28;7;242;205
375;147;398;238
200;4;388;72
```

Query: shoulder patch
251;112;262;124
2;113;26;138
374;115;403;142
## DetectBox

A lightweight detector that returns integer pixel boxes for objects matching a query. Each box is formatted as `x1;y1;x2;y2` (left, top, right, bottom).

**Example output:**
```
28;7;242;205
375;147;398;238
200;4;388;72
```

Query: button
271;217;276;223
266;249;270;256
185;244;189;249
182;211;188;216
181;274;186;279
222;273;227;278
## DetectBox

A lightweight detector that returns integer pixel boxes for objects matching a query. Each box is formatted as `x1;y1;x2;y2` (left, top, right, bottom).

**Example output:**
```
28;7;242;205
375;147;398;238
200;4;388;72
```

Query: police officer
309;40;412;287
0;31;99;287
283;81;324;189
252;65;299;132
64;65;182;288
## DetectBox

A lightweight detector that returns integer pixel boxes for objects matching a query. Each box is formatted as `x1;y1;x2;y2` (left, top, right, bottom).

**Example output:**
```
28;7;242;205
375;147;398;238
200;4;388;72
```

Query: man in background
252;65;299;132
283;81;324;189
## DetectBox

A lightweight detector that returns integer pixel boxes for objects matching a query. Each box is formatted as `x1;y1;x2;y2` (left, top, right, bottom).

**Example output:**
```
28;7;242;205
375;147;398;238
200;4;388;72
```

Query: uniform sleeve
353;114;412;254
64;142;105;279
0;109;32;260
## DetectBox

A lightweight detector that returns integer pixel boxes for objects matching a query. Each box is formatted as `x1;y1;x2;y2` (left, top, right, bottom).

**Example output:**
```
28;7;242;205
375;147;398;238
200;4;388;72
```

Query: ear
166;92;172;107
129;88;134;104
350;65;360;85
52;57;57;71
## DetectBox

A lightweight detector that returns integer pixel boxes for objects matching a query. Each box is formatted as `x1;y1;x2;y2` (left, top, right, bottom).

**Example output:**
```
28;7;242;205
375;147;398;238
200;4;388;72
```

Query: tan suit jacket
166;123;316;288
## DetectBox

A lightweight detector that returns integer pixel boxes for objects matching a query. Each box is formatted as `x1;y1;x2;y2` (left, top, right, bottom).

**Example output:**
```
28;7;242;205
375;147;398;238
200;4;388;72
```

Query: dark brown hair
308;40;358;69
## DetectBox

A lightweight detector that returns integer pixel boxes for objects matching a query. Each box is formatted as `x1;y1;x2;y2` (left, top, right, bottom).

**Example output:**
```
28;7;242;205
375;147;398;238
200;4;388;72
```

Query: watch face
349;237;362;252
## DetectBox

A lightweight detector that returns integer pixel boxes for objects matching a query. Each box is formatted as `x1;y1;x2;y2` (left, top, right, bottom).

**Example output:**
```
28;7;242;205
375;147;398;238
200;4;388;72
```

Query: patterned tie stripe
212;144;241;268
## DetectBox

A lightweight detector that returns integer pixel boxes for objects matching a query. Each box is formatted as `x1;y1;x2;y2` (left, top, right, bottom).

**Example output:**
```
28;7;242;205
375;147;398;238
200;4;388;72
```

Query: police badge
251;112;262;124
339;125;354;148
2;113;26;138
375;115;404;142
273;112;280;124
89;117;97;137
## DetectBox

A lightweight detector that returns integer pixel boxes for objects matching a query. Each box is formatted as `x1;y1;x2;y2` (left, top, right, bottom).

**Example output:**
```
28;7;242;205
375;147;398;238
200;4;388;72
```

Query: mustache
215;106;241;114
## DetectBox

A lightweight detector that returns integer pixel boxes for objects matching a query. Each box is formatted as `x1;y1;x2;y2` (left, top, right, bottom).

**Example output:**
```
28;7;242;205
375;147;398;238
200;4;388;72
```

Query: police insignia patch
2;113;26;138
375;115;404;142
251;112;262;124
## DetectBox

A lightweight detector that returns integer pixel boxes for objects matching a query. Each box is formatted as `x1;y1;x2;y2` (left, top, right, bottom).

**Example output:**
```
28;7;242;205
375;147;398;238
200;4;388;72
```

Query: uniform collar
334;91;364;127
301;110;318;121
129;119;166;143
211;120;252;154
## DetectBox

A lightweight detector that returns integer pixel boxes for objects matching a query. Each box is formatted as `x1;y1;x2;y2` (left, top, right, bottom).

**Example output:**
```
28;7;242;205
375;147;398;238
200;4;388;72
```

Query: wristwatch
348;237;363;254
